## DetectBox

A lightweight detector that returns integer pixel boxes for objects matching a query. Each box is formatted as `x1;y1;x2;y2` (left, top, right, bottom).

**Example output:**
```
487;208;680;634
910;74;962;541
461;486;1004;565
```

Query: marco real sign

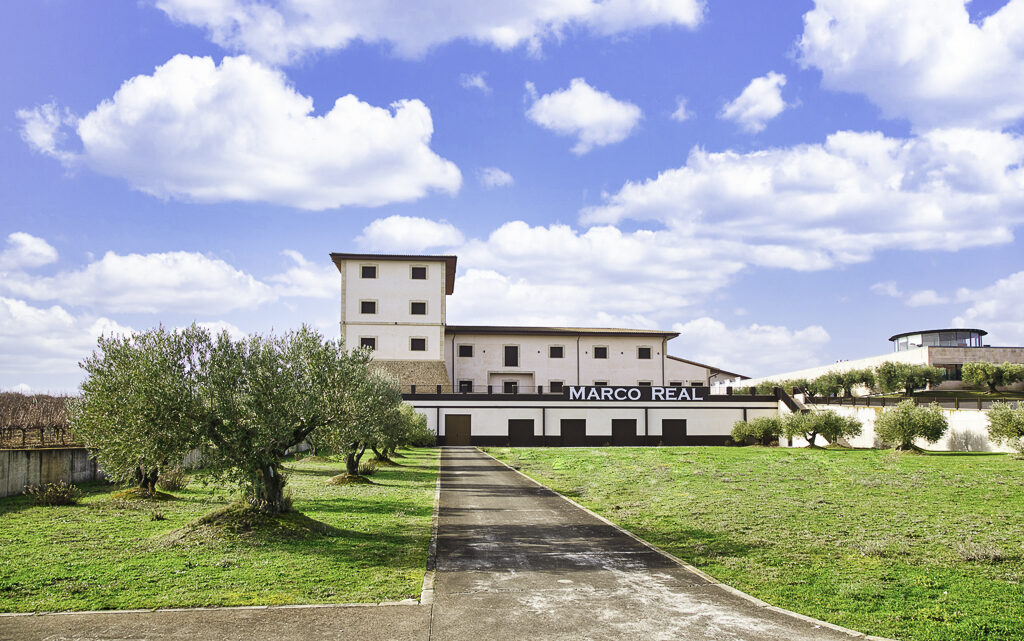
565;386;709;402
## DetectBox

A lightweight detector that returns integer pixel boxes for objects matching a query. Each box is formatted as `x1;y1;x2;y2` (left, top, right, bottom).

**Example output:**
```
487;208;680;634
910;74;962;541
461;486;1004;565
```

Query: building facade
330;251;759;446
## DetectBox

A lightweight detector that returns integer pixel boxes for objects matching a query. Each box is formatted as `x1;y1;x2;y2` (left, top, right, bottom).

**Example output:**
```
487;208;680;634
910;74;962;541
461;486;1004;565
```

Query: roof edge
330;252;457;295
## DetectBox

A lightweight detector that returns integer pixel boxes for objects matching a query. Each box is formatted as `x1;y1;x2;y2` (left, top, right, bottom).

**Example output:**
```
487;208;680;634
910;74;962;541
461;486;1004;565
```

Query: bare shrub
25;481;82;506
0;392;78;448
157;469;190;491
955;541;1007;563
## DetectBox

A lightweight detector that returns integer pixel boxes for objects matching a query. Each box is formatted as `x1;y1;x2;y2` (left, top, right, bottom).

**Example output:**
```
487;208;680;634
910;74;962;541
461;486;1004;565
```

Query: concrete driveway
1;446;884;641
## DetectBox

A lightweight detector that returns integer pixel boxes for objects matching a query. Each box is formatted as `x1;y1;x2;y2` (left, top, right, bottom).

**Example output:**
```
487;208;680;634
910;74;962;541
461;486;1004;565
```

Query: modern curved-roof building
889;328;987;351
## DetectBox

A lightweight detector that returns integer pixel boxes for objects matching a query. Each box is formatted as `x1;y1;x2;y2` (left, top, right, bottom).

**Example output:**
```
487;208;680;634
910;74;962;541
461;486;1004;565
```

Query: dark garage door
508;419;535;446
661;419;687;446
612;419;638;446
561;419;587;446
445;415;472;445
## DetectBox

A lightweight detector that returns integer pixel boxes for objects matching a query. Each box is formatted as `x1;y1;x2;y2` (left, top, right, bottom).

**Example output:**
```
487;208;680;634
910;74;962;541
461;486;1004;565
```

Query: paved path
1;446;881;641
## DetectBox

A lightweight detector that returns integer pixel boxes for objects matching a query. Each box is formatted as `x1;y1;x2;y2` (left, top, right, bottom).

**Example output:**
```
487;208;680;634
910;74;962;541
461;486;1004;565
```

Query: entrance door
445;414;472;445
612;419;638;446
508;419;535;446
661;419;687;446
561;419;587;446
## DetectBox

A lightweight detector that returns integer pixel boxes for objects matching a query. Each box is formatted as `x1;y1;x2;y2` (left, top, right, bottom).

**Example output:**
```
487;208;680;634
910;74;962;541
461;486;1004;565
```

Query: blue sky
2;0;1023;392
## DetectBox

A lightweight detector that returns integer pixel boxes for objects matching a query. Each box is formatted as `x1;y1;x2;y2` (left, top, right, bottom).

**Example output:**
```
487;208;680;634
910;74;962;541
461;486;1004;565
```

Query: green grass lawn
0;447;438;612
485;446;1024;641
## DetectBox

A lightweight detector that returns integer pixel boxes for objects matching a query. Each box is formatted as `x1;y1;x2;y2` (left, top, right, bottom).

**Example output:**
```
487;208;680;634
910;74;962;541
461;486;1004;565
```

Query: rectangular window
504;345;519;367
359;337;376;350
549;381;564;394
410;337;426;352
458;344;473;357
410;301;427;315
637;346;652;359
360;264;377;279
411;266;427;280
637;381;652;387
594;381;608;386
503;381;518;394
549;345;564;358
360;300;376;314
669;381;683;387
458;380;473;393
593;346;608;359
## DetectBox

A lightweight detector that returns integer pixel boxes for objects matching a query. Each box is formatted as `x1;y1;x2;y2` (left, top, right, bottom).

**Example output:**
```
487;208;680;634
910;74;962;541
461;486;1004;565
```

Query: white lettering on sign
564;386;707;401
651;387;665;400
628;388;641;400
569;387;586;400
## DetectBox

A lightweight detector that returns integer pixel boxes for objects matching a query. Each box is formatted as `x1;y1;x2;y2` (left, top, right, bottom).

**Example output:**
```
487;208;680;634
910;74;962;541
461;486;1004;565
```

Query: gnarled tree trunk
134;466;159;492
250;463;289;513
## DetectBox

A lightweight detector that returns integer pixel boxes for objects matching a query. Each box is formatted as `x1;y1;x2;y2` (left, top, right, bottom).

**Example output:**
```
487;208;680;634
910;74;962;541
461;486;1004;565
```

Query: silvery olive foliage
874;400;948;450
72;324;425;513
986;401;1024;453
780;410;862;447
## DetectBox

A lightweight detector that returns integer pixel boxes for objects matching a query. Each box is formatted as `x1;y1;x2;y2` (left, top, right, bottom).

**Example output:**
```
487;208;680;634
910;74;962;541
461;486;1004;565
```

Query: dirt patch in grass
326;473;373;485
165;502;341;543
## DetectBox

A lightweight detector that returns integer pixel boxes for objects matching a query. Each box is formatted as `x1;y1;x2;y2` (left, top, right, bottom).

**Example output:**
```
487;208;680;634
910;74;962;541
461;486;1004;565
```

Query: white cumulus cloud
270;250;338;299
799;0;1024;130
17;54;461;210
670;317;831;378
954;271;1024;345
670;97;693;122
719;71;787;133
0;250;275;314
0;233;58;270
582;128;1024;268
479;167;514;188
156;0;704;64
526;78;642;154
357;216;466;252
0;297;134;378
459;72;491;94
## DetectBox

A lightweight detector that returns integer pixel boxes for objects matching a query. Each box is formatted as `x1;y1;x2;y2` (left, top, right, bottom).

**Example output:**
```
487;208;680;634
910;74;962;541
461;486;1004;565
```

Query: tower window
458;344;473;357
360;300;376;314
549;345;564;358
410;301;427;315
593;346;608;359
637;346;652;359
359;337;376;350
360;265;377;279
411;266;427;279
410;338;426;352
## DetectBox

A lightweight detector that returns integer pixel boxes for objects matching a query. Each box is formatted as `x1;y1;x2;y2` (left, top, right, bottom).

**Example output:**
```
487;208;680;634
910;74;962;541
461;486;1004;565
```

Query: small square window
593;346;608;359
637;346;652;360
549;381;564;394
458;380;473;393
359;337;376;350
503;381;519;394
410;301;427;315
360;265;377;279
549;345;564;358
360;300;376;314
410;338;426;352
669;381;683;387
593;381;608;386
411;266;427;280
458;344;473;357
637;381;652;387
504;345;519;367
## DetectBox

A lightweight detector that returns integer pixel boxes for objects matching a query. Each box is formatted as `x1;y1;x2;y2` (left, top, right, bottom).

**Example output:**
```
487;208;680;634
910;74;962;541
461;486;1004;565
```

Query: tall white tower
330;253;456;361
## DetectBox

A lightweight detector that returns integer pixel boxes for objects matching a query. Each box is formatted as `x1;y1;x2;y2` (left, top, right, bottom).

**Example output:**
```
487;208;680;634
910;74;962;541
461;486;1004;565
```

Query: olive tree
198;327;369;512
963;362;1024;393
730;416;783;446
316;369;404;476
875;362;944;396
808;372;843;397
841;369;876;397
781;410;862;447
986;401;1024;453
874;400;948;450
71;326;208;491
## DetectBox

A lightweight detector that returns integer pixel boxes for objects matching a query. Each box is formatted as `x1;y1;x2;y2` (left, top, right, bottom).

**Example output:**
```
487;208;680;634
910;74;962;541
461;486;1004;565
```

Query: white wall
340;257;448;360
790;403;1016;452
444;332;672;390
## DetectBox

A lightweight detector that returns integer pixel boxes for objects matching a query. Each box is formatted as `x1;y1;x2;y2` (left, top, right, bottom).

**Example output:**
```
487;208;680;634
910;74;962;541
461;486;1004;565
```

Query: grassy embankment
486;446;1024;641
0;448;438;612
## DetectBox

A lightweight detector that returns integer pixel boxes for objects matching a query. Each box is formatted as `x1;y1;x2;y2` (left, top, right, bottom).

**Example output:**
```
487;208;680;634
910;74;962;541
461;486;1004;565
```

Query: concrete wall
786;403;1016;452
0;448;102;498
